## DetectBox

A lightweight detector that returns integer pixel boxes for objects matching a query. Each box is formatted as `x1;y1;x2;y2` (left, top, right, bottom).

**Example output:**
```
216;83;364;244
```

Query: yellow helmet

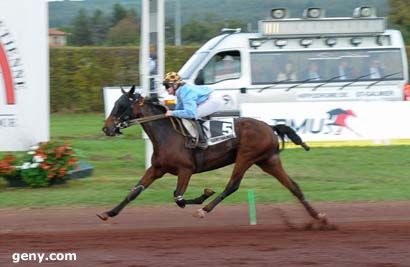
163;72;183;86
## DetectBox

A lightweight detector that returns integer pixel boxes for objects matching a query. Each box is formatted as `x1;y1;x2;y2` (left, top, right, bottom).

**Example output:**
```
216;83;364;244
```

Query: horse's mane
143;96;168;114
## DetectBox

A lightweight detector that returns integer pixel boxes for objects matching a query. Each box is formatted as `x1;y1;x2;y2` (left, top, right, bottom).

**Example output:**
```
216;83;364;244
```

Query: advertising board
0;0;49;151
241;102;410;142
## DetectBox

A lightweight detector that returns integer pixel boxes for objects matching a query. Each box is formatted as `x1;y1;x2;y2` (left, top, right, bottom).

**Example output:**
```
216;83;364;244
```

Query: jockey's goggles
163;83;172;89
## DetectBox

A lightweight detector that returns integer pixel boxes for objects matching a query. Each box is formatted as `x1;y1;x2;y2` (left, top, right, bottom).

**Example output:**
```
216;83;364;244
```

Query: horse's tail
271;124;310;151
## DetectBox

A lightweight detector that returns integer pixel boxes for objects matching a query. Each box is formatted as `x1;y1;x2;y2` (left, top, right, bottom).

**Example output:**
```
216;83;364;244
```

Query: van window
200;51;241;84
179;52;209;79
250;49;404;85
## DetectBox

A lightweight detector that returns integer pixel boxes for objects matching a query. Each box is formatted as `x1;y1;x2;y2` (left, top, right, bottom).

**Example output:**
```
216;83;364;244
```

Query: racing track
0;201;409;267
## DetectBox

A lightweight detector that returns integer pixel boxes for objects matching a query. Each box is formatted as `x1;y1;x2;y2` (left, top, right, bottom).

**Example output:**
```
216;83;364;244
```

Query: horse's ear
120;86;127;95
128;85;136;97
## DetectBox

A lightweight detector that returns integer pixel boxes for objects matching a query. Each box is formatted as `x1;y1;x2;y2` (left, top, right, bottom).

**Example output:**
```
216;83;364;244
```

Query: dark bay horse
99;86;327;224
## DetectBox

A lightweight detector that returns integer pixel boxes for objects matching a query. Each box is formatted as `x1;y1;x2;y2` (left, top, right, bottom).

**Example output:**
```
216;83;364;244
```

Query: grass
0;113;409;207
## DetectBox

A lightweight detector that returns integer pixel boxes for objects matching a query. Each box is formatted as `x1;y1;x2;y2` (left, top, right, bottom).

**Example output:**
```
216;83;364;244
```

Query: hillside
49;0;389;28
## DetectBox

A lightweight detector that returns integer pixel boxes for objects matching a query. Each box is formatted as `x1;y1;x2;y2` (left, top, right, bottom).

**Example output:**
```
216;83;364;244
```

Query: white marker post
140;0;165;169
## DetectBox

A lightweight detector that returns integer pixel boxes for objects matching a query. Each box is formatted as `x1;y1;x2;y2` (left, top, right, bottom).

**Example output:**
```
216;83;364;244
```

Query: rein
114;100;191;138
117;114;192;139
169;117;191;137
117;114;167;129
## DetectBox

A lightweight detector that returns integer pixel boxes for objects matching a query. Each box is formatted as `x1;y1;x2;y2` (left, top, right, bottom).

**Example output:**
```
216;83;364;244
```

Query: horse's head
102;85;143;136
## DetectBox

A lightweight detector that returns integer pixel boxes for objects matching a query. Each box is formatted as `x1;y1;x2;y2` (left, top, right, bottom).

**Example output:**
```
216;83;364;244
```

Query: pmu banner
0;0;49;151
241;102;410;142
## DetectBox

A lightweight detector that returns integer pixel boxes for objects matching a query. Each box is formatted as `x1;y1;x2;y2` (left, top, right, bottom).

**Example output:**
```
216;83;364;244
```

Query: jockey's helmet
163;72;183;87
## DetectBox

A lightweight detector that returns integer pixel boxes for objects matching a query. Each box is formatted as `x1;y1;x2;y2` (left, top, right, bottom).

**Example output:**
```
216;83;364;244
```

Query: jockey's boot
195;120;208;149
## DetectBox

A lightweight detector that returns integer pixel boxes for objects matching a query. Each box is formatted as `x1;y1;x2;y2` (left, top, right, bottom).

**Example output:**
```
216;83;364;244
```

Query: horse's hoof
302;142;310;151
193;209;206;218
304;220;337;231
97;212;109;221
204;188;215;197
318;213;328;223
303;213;337;231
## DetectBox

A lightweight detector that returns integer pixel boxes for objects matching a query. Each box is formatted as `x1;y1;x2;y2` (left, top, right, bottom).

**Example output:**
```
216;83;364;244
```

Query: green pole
247;189;257;225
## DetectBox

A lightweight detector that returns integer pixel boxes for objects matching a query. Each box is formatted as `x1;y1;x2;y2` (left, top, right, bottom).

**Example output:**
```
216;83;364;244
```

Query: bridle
111;97;138;131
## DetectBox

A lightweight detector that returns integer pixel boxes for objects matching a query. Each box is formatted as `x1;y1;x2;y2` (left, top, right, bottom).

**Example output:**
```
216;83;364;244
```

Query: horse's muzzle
102;126;122;136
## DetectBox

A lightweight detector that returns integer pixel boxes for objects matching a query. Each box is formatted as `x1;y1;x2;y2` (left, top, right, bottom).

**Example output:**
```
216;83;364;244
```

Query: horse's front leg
193;160;252;218
184;188;215;205
97;167;164;221
174;168;215;207
173;169;193;208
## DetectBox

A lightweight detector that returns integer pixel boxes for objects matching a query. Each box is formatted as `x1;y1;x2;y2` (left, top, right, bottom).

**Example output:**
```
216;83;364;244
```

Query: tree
165;18;176;45
106;14;139;46
389;0;410;44
70;9;93;46
224;18;247;31
182;13;246;45
112;3;127;27
182;18;210;44
90;9;110;45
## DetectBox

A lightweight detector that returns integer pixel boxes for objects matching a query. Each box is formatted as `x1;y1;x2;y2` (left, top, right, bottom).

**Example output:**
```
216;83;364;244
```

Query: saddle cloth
181;118;236;146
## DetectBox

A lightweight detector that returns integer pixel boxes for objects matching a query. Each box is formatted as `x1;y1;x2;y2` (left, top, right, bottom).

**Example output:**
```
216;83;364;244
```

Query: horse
98;86;328;225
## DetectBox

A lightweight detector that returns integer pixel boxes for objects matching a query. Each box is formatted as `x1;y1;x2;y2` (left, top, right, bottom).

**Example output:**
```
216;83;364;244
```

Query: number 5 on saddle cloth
178;118;236;149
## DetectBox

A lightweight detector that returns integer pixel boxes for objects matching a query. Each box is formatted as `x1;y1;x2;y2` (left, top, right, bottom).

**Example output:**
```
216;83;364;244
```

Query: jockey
163;71;224;149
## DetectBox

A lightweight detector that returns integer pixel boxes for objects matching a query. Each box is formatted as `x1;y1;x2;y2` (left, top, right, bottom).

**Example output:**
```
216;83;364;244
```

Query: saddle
171;117;236;149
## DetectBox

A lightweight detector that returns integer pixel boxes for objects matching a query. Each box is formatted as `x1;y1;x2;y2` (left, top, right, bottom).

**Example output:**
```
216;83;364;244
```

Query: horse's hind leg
257;154;326;222
97;167;164;221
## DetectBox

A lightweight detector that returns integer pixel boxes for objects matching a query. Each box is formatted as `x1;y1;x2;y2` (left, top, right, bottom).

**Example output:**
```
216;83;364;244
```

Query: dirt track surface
1;201;410;267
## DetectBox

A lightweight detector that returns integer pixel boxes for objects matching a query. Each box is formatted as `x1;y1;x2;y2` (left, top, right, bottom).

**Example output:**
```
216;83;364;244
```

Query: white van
178;7;410;116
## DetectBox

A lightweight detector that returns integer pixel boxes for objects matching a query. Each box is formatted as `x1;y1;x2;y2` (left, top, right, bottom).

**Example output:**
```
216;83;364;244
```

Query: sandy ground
0;201;410;267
